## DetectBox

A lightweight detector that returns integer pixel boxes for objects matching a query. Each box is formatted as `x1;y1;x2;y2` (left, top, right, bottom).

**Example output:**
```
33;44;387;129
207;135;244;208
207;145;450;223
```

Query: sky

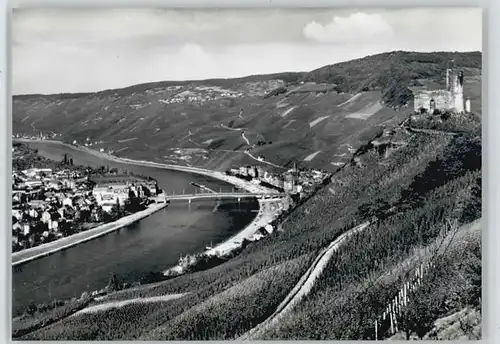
12;7;482;95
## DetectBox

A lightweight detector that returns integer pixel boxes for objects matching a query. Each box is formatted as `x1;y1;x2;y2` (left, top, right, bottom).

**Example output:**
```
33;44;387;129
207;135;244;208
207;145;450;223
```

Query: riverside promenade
12;202;167;266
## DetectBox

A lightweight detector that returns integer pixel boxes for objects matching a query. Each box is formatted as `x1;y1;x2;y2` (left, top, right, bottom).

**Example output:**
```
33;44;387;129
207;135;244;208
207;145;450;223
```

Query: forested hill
301;51;482;108
301;51;482;92
13;51;481;100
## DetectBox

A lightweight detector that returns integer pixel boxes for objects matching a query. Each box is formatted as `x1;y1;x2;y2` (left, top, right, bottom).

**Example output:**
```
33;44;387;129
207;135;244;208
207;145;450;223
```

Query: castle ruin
413;62;471;114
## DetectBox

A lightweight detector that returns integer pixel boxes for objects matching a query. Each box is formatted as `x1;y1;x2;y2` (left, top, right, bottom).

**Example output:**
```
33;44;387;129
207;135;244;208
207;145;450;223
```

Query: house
239;166;248;176
47;180;62;190
41;210;52;224
50;211;61;221
62;197;73;207
57;207;65;219
55;192;67;203
22;223;30;235
50;220;59;231
93;184;131;206
91;209;101;222
39;168;53;176
63;205;76;219
25;179;43;189
284;180;296;193
28;200;45;209
265;224;274;235
12;222;22;233
101;202;116;213
12;209;23;222
250;227;269;241
73;196;86;207
248;167;257;178
256;166;266;179
28;208;39;219
62;179;76;189
12;194;21;204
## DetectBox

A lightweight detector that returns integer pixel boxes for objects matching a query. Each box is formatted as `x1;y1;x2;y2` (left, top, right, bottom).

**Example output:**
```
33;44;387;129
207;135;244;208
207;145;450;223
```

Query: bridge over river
161;192;287;203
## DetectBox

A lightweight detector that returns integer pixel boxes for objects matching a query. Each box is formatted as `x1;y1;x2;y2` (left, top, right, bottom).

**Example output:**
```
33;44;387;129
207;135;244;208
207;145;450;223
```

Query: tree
460;176;481;223
357;198;391;221
106;273;120;292
382;81;413;108
110;199;122;219
26;303;37;315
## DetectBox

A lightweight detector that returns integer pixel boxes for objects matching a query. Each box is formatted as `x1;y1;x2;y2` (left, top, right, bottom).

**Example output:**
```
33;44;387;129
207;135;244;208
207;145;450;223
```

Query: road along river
12;140;259;316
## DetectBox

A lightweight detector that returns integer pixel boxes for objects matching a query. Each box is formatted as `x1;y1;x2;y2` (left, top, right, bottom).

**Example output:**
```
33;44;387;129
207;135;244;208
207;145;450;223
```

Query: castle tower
452;70;465;113
446;69;451;91
465;98;471;113
446;59;454;92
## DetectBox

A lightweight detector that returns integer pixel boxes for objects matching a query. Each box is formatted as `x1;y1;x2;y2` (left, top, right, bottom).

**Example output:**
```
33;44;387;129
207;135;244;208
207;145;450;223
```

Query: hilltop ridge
13;50;482;173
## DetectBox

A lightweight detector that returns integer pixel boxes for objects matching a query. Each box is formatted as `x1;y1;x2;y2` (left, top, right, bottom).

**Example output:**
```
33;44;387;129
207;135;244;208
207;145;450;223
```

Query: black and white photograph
10;6;482;340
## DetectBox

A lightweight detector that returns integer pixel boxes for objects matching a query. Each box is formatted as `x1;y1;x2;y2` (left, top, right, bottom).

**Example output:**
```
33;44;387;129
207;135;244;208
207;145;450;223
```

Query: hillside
12;51;482;340
14;119;481;340
12;51;482;173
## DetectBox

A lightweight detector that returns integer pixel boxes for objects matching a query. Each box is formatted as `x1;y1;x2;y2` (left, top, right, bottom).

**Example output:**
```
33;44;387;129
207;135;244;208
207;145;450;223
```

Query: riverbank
12;202;168;267
205;198;282;256
163;197;284;276
15;139;280;270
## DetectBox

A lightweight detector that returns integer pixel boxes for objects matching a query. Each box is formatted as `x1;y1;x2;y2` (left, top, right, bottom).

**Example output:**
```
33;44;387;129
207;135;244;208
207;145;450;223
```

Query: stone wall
414;90;453;112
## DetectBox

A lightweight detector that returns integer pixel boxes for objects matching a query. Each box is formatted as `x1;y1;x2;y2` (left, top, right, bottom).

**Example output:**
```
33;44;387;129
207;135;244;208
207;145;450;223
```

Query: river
12;141;258;316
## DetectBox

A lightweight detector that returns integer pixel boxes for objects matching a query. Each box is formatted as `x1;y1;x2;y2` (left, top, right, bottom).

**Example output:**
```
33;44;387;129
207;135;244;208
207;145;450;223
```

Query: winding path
73;293;188;316
220;123;244;131
241;132;251;146
237;221;371;340
244;151;285;169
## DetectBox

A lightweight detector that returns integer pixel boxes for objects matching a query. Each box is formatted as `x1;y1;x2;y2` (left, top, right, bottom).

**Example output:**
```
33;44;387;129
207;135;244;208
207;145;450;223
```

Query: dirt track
238;221;371;340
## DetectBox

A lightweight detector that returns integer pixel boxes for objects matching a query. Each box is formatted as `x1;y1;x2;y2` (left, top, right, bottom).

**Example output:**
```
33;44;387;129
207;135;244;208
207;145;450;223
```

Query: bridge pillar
238;197;241;203
188;199;192;205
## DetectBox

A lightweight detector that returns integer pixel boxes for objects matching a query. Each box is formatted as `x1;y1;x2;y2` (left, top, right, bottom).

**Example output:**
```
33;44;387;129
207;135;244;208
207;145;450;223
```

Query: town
11;137;330;258
11;142;161;253
225;163;330;198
